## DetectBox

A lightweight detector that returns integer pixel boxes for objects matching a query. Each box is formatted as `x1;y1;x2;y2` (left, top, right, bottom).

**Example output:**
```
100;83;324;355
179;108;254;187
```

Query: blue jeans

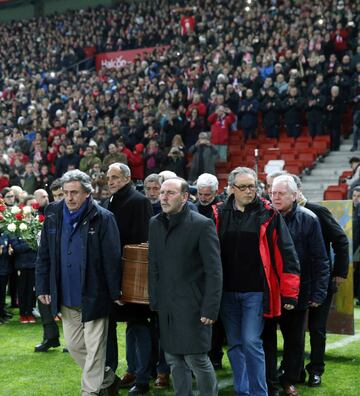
214;144;228;161
126;319;152;385
220;292;267;396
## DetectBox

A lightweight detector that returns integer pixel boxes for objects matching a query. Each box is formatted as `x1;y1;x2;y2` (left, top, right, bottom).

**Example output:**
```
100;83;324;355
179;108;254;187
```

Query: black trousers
0;274;8;317
306;290;333;375
106;318;119;371
263;309;307;391
17;268;35;316
8;270;17;307
209;318;226;364
38;300;59;340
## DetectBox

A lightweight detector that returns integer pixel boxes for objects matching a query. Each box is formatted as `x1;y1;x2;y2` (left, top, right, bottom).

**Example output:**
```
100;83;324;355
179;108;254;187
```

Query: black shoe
62;347;69;353
34;338;60;352
100;375;122;396
308;373;321;387
128;384;150;395
350;147;358;152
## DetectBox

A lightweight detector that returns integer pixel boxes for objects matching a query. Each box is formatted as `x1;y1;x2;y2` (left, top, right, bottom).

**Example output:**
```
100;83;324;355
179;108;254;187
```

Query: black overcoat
148;204;223;355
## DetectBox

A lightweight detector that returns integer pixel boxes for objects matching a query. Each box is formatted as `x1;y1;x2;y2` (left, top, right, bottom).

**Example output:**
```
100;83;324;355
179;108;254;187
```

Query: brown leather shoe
154;373;170;389
282;383;299;396
118;372;136;388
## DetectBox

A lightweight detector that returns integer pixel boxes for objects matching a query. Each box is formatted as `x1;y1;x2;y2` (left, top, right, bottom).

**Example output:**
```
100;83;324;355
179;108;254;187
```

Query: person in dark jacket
12;237;37;324
33;188;62;352
306;86;326;138
282;87;304;138
55;144;81;178
148;177;223;396
325;85;344;151
195;173;226;370
260;87;282;139
218;167;300;396
188;133;218;183
0;234;13;324
264;175;330;396
36;169;122;396
294;175;349;387
104;162;153;394
239;89;260;141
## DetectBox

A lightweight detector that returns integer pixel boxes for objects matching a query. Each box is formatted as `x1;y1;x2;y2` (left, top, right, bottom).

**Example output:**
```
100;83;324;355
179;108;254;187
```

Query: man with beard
143;174;162;215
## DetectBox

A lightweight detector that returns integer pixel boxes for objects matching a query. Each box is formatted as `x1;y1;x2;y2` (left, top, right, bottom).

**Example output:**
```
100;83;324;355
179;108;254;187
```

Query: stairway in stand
301;136;358;202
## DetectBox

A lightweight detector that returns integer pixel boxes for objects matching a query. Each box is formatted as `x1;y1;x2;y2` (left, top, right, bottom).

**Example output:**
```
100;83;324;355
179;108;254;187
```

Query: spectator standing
102;143;128;172
325;85;344;151
260;88;282;139
306;86;326;138
208;106;235;162
0;233;13;324
350;74;360;151
188;132;218;183
282;87;304;138
239;89;260;141
33;188;62;352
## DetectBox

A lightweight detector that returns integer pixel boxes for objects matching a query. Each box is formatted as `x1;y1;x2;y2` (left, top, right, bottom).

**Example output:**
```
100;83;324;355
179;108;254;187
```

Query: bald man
149;178;222;395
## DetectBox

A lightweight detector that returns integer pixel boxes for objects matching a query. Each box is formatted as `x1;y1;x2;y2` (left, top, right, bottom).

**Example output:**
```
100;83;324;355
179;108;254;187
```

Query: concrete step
310;168;343;176
301;176;339;184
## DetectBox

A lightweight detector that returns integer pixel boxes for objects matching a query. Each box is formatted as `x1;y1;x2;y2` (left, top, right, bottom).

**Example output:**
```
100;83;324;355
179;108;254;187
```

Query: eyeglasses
233;184;256;192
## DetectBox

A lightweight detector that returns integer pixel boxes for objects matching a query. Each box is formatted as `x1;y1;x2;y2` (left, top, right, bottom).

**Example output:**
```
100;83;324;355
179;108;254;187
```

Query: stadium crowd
0;0;359;396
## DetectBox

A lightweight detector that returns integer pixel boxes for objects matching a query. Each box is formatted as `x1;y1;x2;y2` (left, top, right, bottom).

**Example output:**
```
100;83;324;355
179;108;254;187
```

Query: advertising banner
320;200;354;335
95;46;169;71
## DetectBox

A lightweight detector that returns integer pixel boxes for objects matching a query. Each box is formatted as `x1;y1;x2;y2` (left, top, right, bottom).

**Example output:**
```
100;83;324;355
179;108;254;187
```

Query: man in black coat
33;188;61;353
294;175;349;387
265;175;330;396
55;144;80;178
36;170;122;396
148;177;222;396
104;163;153;395
195;173;226;370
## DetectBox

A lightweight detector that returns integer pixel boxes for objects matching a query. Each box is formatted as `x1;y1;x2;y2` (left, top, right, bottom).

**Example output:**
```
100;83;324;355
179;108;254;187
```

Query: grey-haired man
36;170;122;396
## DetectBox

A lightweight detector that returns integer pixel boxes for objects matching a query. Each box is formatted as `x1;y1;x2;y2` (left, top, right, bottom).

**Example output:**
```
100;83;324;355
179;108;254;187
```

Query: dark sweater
221;201;264;292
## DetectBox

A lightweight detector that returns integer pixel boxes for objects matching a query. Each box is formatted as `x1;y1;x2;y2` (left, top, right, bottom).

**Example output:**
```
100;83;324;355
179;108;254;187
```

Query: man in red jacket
218;167;300;396
208;106;235;161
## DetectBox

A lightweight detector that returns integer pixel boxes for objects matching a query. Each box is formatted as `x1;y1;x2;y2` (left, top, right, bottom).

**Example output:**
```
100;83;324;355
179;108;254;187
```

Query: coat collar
158;203;190;231
110;183;133;203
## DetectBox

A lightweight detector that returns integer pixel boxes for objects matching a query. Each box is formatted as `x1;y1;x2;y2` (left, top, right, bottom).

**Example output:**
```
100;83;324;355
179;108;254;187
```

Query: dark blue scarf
63;197;90;227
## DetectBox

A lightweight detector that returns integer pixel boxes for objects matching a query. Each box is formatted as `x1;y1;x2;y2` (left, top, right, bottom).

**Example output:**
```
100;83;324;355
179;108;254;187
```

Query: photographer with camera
188;132;218;183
